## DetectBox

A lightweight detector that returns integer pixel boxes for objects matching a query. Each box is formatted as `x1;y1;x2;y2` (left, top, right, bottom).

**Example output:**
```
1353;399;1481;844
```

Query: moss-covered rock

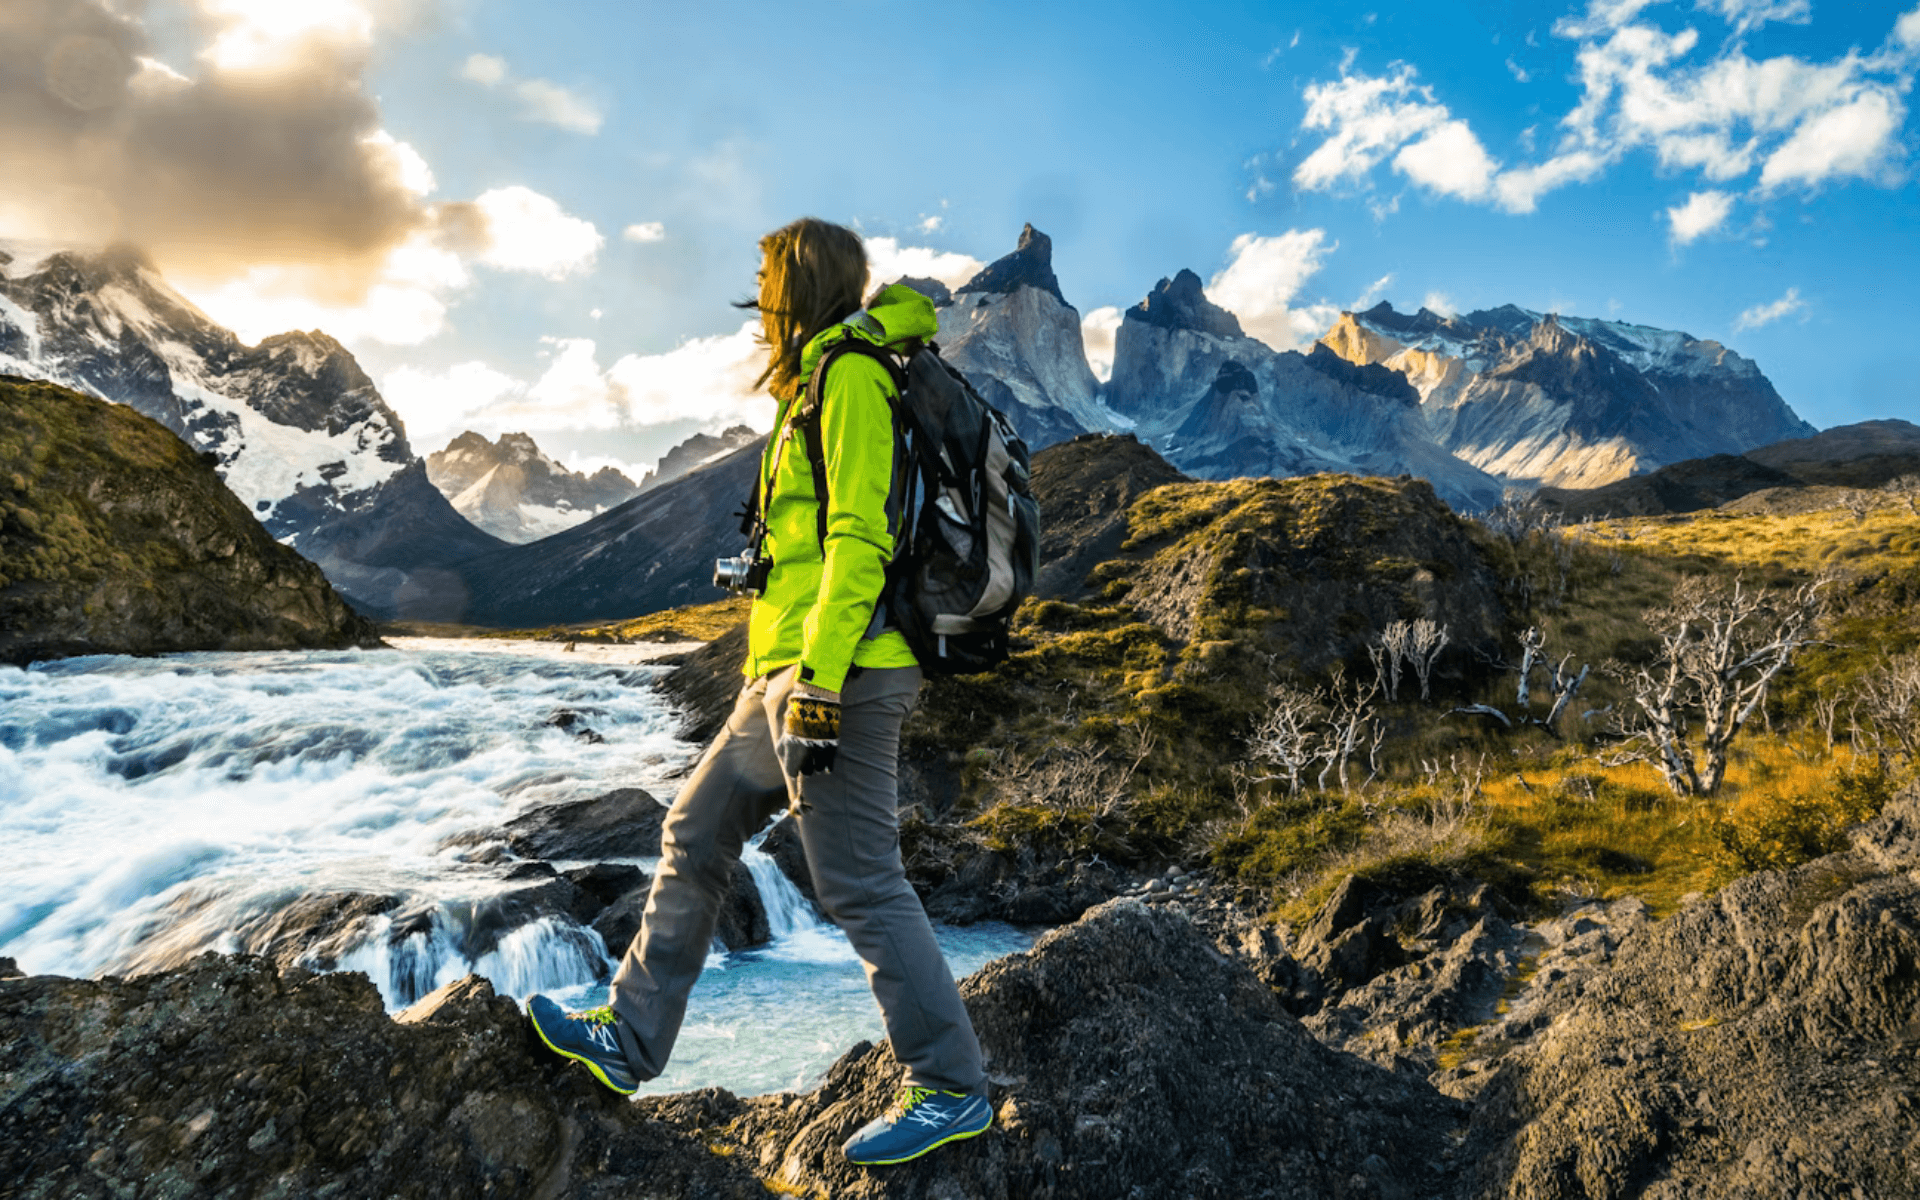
0;375;378;664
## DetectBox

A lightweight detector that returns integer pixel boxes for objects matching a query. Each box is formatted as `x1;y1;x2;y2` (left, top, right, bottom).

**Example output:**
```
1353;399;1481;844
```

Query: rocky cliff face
637;424;759;492
1320;302;1815;489
916;225;1106;450
1104;272;1505;510
9;781;1917;1198
0;376;378;663
426;431;641;544
0;244;503;618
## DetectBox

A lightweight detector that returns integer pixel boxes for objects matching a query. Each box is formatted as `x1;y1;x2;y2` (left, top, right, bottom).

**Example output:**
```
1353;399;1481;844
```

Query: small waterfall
741;843;827;941
331;910;609;1008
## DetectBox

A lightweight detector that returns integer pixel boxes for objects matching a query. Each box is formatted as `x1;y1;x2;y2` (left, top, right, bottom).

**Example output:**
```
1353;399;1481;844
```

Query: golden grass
1581;507;1920;576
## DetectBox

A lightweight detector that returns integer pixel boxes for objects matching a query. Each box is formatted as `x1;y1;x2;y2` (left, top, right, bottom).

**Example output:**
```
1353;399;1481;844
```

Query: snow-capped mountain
0;243;501;617
1102;270;1506;510
1320;302;1814;488
912;225;1111;449
425;431;640;544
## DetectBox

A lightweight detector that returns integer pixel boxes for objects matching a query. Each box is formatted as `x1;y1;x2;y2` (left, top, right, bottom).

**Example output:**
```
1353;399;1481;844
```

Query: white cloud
1393;120;1500;200
1899;6;1920;49
1080;306;1123;383
460;53;507;87
1353;273;1395;309
607;322;771;429
1697;0;1811;35
381;359;521;434
1758;91;1904;191
472;186;603;278
512;79;603;136
1733;286;1806;331
1291;4;1915;225
1423;291;1459;317
1294;66;1452;191
918;215;944;234
177;228;470;346
1491;150;1610;212
1666;189;1736;243
1205;230;1340;351
862;237;984;293
380;323;775;442
623;221;666;243
460;52;603;135
1506;56;1531;83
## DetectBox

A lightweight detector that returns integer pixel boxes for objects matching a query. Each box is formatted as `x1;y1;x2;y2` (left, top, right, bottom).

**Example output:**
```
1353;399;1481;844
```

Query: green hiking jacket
742;283;936;692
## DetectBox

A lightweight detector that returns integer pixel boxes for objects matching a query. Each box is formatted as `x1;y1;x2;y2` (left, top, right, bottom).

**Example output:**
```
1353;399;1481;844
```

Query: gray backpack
796;338;1040;675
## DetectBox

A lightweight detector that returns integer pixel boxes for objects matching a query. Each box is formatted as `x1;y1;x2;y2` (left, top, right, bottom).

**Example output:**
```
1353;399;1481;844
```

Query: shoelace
568;1005;618;1027
888;1085;938;1122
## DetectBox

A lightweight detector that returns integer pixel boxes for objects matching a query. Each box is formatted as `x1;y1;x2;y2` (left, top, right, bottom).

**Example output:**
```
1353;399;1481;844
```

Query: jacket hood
799;283;940;381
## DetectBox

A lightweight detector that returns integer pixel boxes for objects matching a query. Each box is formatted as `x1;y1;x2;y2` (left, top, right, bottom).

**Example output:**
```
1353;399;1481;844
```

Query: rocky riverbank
6;784;1917;1197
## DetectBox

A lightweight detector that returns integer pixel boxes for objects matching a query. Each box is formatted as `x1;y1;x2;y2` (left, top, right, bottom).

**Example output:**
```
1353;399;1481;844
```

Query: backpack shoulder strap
796;337;906;549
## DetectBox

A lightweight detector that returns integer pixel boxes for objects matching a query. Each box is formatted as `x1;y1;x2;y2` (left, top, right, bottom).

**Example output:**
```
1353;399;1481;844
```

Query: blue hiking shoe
842;1086;992;1165
526;994;639;1095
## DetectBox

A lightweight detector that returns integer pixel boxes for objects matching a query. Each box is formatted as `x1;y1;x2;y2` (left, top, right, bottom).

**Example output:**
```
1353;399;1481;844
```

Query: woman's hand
779;681;842;777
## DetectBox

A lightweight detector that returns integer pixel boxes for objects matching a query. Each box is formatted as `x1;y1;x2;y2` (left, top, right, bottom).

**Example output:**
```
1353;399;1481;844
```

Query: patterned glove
778;681;841;777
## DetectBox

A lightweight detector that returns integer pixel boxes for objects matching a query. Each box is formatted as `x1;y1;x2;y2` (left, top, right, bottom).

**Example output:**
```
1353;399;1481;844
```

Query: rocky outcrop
952;222;1068;308
0;376;379;664
637;425;759;493
932;225;1104;450
1454;784;1920;1198
1028;433;1189;603
1105;278;1503;510
0;901;1465;1199
0;961;769;1198
426;431;641;544
503;788;670;860
0;244;504;619
1319;302;1816;490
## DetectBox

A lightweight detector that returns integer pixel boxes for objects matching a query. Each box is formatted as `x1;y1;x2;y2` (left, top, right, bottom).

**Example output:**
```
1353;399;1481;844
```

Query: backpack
793;337;1040;676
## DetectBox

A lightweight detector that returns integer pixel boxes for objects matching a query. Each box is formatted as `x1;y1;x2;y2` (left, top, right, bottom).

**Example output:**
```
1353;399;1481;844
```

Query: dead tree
1517;626;1590;734
1247;683;1323;795
1883;474;1920;518
1854;653;1920;768
1370;623;1409;701
1406;618;1451;701
1316;668;1383;794
1607;575;1826;796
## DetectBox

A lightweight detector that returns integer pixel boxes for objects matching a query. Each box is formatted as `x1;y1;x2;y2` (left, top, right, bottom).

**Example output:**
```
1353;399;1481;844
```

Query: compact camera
713;549;771;596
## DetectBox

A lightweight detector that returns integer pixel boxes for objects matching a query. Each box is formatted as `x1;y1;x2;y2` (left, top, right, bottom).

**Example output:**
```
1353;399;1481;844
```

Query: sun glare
202;0;375;71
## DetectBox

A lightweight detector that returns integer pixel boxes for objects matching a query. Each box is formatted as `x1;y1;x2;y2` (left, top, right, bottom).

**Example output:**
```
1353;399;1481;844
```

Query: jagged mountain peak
884;275;954;307
1127;269;1244;339
955;223;1067;308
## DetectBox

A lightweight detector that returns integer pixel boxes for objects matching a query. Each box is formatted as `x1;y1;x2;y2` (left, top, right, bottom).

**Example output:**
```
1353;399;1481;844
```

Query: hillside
0;376;379;664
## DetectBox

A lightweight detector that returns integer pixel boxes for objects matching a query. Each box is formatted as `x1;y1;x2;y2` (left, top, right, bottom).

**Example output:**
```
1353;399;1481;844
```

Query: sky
4;0;1917;480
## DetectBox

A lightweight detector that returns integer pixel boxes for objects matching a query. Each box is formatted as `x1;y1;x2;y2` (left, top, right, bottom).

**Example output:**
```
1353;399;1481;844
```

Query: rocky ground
5;784;1918;1198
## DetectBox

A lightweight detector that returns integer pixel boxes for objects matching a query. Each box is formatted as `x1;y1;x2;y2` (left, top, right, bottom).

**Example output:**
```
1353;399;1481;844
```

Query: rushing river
0;642;1030;1096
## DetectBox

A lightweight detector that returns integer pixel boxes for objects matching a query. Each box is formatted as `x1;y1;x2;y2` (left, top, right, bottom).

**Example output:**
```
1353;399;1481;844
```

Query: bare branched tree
1247;683;1323;795
1853;653;1920;768
1606;575;1827;795
1883;474;1920;518
1371;622;1409;702
1406;618;1451;701
1517;626;1591;734
1316;667;1383;794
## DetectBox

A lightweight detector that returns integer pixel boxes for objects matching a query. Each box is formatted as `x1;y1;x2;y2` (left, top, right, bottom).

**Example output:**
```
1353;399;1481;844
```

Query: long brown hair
740;218;866;402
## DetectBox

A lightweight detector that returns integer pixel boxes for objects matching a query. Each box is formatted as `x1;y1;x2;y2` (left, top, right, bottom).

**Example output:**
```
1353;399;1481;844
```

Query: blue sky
7;0;1917;477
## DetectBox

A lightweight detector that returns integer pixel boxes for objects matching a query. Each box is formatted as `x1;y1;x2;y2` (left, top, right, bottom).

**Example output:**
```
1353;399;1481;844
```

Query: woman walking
524;217;991;1167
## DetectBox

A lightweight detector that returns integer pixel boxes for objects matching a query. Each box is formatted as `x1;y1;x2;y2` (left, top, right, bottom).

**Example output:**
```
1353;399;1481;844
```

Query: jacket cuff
797;659;851;695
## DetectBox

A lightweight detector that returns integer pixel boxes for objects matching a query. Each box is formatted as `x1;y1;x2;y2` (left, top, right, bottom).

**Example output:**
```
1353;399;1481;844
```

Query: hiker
525;217;992;1166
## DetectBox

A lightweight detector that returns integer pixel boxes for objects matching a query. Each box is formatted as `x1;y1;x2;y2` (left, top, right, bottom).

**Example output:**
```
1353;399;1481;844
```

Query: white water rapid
0;644;1029;1096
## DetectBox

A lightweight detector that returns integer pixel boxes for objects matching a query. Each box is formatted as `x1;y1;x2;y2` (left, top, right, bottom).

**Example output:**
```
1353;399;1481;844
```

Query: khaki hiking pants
608;663;986;1097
